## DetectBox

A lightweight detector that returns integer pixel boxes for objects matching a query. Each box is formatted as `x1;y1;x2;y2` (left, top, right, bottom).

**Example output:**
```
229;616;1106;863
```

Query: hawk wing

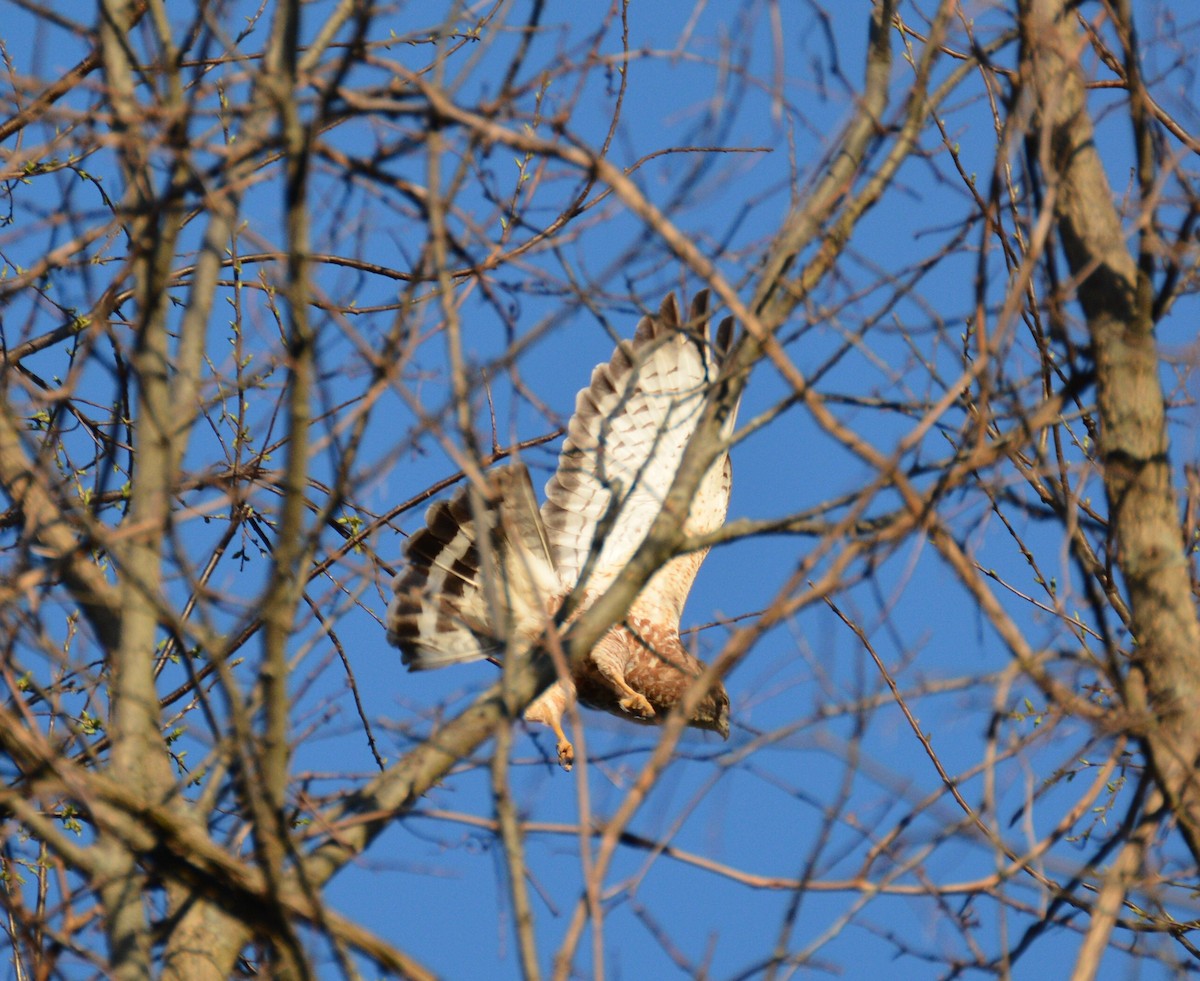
386;464;560;669
540;290;735;626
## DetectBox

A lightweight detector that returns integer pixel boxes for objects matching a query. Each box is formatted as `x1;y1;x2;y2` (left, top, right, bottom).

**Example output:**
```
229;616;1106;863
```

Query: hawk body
387;291;736;769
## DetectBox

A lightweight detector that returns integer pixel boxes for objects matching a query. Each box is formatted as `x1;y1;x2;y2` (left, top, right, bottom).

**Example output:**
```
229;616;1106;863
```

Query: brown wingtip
659;290;680;327
688;288;710;329
715;314;735;363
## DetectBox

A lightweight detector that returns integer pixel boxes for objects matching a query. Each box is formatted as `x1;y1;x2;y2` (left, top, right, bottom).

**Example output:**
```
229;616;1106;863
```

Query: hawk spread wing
387;291;736;769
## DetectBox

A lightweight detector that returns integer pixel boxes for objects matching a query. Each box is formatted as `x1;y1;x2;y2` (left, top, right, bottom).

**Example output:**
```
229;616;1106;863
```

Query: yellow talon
619;692;655;718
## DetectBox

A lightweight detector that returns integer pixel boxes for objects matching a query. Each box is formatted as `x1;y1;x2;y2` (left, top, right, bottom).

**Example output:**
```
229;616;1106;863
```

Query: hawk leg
525;682;575;771
549;717;574;771
593;635;656;720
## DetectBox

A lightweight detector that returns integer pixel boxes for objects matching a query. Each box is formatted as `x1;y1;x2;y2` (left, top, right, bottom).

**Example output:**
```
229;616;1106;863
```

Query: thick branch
1022;0;1200;861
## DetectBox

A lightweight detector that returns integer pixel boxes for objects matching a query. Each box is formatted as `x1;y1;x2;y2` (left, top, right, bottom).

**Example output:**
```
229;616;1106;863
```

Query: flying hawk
386;291;736;770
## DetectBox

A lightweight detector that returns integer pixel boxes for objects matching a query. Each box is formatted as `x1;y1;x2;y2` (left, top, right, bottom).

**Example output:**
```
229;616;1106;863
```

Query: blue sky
3;0;1200;978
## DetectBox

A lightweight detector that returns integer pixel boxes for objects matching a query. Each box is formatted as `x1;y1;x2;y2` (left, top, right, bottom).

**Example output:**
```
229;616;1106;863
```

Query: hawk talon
557;739;575;771
619;692;655;718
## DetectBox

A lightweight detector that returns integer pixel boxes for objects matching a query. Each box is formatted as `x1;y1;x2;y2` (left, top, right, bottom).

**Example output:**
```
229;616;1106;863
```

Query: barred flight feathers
541;290;735;611
386;464;558;670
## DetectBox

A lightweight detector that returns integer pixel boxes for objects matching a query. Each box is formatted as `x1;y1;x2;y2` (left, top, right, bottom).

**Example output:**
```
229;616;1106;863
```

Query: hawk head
692;681;730;740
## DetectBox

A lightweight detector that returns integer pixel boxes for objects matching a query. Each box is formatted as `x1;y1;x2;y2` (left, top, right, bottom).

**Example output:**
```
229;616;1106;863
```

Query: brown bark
1021;0;1200;859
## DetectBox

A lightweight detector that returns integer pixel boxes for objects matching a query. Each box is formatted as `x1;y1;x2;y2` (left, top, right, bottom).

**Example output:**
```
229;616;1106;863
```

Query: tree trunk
1022;0;1200;860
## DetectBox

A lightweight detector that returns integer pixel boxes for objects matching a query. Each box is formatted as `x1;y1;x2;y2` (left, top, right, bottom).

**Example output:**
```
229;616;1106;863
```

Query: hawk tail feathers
386;463;559;670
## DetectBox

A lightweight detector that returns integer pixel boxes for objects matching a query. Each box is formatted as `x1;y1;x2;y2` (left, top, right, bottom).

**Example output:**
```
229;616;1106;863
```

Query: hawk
386;291;736;770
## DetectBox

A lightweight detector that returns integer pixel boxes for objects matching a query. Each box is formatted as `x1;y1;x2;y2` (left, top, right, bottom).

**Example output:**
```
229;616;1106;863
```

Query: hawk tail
386;463;559;670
